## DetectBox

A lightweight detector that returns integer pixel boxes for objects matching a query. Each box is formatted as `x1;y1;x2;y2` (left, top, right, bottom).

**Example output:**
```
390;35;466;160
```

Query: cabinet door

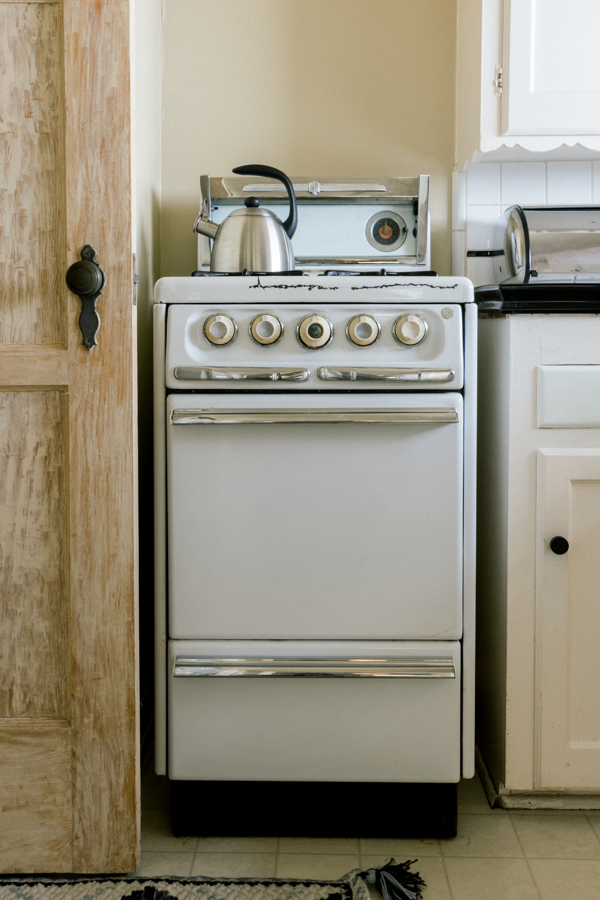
537;450;600;790
504;0;600;135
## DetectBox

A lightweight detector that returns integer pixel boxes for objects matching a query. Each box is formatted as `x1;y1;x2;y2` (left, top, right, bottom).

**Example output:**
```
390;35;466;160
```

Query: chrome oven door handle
170;408;459;425
317;367;455;383
174;366;310;382
173;657;456;678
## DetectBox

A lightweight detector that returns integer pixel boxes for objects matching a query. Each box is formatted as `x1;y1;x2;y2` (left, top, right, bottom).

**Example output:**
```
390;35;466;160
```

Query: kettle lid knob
244;197;260;208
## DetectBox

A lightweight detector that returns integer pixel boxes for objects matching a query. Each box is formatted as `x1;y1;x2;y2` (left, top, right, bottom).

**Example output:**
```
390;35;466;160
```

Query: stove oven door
168;639;461;782
167;392;463;641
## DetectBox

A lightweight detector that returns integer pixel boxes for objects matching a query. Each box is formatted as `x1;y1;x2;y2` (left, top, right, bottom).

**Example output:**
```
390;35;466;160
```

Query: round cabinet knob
347;314;380;347
550;536;569;555
204;314;237;345
250;313;283;346
65;260;104;296
297;314;333;350
394;314;427;346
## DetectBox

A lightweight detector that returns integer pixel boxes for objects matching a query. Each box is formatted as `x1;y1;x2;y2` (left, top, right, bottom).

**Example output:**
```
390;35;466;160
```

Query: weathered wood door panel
0;0;138;874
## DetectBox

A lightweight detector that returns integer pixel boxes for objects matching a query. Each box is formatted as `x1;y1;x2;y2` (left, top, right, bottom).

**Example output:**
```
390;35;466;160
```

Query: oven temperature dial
394;314;427;346
250;313;283;346
297;314;333;350
347;314;380;346
204;314;237;346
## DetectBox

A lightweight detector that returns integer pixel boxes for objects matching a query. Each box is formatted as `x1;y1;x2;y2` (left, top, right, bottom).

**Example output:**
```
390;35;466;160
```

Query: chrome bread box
503;205;600;283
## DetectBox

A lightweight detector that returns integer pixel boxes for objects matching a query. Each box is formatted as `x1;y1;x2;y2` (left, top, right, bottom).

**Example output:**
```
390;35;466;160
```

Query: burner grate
321;269;438;277
191;269;304;277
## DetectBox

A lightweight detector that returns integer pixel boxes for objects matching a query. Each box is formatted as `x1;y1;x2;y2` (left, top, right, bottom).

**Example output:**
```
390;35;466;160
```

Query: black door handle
550;536;569;555
66;245;105;349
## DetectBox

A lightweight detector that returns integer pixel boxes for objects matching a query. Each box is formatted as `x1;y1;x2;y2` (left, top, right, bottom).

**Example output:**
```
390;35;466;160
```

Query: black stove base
170;780;457;838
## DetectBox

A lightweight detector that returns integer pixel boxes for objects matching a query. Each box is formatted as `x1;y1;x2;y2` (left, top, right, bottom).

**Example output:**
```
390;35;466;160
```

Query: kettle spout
193;213;219;240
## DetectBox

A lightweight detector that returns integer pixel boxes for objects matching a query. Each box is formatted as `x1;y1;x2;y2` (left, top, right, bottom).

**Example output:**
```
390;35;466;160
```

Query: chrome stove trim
243;182;388;194
206;175;421;200
317;367;455;383
170;408;460;425
295;256;418;265
173;366;310;382
173;656;456;679
416;175;430;264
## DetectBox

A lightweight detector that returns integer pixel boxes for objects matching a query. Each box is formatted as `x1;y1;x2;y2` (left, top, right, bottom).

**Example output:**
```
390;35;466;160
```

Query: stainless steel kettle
193;164;298;273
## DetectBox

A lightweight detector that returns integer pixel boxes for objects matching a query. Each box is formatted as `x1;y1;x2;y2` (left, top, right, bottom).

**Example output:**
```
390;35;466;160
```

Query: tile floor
137;756;600;899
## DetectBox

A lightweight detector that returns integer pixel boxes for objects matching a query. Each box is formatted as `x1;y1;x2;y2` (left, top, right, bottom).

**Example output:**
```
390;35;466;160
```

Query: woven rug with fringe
0;859;426;900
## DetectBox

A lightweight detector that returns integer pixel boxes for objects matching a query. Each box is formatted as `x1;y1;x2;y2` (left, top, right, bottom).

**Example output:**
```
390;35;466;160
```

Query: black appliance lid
476;282;600;315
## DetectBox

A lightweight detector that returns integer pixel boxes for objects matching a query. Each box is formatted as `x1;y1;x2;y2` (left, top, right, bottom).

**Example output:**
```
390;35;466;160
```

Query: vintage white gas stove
154;176;476;836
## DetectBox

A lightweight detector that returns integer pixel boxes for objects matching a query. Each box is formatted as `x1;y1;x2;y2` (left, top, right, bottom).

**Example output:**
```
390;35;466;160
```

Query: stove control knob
347;314;380;347
394;314;427;346
204;314;237;346
250;313;283;346
297;314;333;350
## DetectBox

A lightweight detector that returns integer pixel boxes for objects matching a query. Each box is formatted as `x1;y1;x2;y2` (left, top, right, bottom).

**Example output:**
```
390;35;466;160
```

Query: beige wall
161;0;457;276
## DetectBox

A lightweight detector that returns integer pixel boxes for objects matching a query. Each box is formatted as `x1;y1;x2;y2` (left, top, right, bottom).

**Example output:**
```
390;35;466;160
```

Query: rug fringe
357;859;426;900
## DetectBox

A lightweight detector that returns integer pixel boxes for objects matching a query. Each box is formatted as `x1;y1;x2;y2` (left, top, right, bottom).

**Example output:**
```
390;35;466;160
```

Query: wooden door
537;449;600;790
0;0;138;873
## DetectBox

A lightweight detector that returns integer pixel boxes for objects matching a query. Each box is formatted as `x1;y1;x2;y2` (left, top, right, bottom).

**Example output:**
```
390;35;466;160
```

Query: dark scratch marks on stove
350;283;460;290
250;278;339;291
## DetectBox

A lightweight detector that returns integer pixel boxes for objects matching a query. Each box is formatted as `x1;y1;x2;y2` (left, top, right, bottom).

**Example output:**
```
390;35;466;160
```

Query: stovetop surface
156;274;474;306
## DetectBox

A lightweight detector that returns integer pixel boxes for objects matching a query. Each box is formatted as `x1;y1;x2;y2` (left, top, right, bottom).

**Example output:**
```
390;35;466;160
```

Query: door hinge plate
133;252;139;305
495;65;503;95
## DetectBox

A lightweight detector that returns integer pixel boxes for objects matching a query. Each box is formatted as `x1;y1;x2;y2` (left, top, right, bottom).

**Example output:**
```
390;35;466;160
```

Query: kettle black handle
232;165;297;239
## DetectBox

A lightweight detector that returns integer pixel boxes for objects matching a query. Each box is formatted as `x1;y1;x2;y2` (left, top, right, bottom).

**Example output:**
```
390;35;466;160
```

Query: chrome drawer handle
174;366;310;382
170;408;459;425
317;367;455;383
173;657;456;679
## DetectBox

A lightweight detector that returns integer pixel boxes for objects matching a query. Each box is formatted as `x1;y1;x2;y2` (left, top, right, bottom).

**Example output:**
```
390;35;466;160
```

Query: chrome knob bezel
346;314;381;347
203;314;238;346
249;313;284;346
297;314;333;350
393;314;428;346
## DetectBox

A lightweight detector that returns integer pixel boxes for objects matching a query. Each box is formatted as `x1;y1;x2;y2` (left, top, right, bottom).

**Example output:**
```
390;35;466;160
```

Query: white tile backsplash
452;231;465;277
501;162;546;206
547;161;592;204
467;164;501;205
466;205;503;252
452;170;466;230
466;255;497;288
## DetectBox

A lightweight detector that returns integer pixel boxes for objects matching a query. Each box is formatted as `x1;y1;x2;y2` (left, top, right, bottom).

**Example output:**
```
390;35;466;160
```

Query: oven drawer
167;392;464;640
168;639;461;782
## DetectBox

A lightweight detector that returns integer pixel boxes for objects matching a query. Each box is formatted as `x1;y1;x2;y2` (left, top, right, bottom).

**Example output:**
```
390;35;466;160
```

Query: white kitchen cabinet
456;0;600;169
537;450;600;791
477;314;600;807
